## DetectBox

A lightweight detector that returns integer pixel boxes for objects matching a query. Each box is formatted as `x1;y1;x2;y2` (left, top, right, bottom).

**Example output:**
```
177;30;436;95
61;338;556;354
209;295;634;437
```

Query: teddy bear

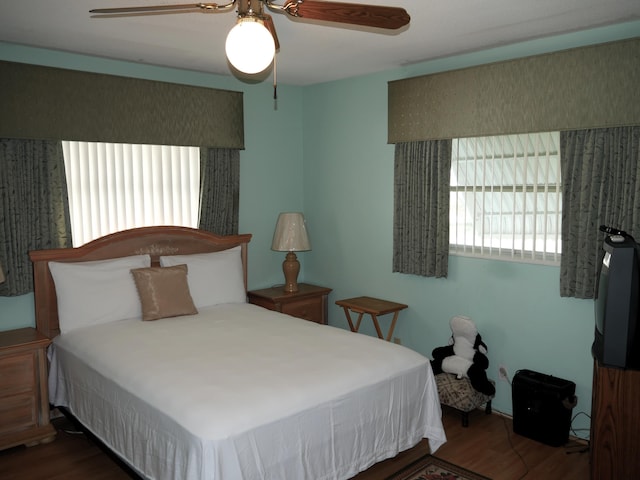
431;315;496;396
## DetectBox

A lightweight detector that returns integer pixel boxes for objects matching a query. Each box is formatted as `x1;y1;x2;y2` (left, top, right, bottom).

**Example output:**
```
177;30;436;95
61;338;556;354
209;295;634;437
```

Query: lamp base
282;251;300;293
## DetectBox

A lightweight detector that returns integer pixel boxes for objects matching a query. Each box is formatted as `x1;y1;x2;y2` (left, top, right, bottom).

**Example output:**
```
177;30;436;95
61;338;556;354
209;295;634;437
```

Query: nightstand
0;327;56;451
248;283;332;324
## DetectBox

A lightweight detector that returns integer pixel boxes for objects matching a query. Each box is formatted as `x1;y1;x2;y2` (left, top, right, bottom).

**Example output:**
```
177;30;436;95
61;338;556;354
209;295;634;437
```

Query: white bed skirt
49;303;446;479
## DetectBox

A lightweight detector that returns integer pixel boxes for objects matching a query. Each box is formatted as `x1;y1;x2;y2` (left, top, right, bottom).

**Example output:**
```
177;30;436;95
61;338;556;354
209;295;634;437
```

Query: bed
30;226;446;480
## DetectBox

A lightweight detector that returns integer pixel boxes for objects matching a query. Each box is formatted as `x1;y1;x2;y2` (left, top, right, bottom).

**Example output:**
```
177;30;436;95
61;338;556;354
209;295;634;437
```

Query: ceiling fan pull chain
273;53;278;100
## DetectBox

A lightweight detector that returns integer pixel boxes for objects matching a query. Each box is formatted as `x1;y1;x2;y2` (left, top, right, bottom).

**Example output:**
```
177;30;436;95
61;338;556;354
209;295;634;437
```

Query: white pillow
49;254;151;334
160;246;246;309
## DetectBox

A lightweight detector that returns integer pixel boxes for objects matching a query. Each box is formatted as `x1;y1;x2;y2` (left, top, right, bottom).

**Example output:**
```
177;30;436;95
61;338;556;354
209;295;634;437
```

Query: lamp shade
225;17;275;74
271;213;311;252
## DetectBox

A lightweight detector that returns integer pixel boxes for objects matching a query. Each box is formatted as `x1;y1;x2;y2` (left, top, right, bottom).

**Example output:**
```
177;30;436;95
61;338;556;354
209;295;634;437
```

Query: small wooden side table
248;283;332;324
335;296;408;341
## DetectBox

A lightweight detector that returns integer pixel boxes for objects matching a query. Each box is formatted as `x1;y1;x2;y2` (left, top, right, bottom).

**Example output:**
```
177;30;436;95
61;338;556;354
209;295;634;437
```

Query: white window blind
62;141;200;247
450;132;562;264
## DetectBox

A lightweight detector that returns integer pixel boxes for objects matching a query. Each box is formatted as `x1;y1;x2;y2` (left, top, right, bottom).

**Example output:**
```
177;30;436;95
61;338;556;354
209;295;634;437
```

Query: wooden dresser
590;360;640;479
248;283;332;324
0;327;56;450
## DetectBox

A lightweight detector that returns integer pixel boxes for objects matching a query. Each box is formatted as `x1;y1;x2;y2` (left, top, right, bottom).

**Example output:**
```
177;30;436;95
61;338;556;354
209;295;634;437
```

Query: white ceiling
1;0;639;86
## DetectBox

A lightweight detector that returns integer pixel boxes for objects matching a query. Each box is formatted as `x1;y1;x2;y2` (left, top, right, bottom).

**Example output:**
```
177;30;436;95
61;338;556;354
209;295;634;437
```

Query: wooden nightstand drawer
0;328;56;450
248;283;332;325
281;297;324;324
0;393;38;435
0;352;37;395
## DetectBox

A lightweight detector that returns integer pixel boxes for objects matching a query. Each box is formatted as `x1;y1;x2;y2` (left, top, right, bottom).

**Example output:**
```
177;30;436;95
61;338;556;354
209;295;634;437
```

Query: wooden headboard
29;226;252;339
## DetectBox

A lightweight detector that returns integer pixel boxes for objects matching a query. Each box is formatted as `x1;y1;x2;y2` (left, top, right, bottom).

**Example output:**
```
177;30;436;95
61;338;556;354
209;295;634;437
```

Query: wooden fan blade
90;3;220;14
263;15;281;51
289;0;410;30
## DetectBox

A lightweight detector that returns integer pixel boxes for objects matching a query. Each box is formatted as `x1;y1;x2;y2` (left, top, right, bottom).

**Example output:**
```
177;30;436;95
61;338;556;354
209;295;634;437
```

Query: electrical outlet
498;364;509;382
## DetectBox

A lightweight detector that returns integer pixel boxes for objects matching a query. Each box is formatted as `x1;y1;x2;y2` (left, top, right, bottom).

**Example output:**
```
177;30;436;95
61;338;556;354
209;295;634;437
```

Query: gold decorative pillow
131;264;198;321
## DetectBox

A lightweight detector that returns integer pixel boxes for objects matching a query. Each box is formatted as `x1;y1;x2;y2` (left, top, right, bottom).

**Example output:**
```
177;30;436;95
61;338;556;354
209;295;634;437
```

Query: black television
593;231;640;370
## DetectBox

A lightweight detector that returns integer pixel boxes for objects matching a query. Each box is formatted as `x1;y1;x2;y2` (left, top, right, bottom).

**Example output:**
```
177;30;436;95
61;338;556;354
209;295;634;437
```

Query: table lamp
271;212;311;293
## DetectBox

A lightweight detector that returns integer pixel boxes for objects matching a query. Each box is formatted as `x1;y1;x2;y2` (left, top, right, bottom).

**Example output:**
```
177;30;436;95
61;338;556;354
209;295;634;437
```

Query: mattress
48;303;446;479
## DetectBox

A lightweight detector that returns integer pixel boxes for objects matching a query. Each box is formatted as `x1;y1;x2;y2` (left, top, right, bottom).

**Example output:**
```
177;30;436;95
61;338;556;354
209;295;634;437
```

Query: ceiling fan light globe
225;19;275;75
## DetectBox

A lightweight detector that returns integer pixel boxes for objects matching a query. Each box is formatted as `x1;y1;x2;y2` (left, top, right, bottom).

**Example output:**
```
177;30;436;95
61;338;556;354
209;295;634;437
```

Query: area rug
386;454;492;480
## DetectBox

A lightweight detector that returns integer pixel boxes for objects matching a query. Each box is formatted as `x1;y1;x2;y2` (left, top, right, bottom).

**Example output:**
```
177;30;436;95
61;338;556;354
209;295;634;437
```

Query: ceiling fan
90;1;411;75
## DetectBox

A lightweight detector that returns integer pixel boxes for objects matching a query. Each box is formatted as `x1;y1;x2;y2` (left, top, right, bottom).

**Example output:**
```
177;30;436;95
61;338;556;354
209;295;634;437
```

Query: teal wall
2;21;639;439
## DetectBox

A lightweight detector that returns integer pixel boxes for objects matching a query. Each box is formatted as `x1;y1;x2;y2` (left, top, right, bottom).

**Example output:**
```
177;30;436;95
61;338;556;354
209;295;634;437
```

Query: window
62;141;200;246
449;132;562;264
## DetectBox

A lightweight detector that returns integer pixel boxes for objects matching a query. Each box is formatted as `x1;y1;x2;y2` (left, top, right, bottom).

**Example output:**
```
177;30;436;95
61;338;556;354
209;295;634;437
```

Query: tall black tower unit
512;369;576;447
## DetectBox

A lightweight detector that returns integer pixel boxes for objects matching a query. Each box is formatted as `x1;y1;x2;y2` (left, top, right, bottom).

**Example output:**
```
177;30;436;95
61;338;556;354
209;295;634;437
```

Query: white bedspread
49;303;446;480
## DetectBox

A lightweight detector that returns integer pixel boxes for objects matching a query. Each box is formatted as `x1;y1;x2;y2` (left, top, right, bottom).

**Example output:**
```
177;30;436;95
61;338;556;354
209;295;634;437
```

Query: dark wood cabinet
590;360;640;479
248;283;332;325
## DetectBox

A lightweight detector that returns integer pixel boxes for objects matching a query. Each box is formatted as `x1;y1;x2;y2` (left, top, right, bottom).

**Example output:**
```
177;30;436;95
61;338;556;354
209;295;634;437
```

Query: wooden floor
352;407;590;480
0;407;589;480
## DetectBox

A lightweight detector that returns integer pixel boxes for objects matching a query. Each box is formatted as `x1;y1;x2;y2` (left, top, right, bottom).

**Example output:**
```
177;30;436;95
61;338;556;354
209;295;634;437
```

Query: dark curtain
0;138;72;295
198;148;240;235
393;140;452;278
560;126;640;298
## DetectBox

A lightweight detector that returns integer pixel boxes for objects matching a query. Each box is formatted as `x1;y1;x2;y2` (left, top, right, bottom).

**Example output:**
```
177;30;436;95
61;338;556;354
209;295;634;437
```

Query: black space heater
512;369;577;447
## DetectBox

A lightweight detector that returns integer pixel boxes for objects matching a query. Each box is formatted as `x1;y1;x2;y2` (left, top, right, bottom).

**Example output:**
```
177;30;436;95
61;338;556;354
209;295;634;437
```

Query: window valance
388;37;640;143
0;61;244;148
